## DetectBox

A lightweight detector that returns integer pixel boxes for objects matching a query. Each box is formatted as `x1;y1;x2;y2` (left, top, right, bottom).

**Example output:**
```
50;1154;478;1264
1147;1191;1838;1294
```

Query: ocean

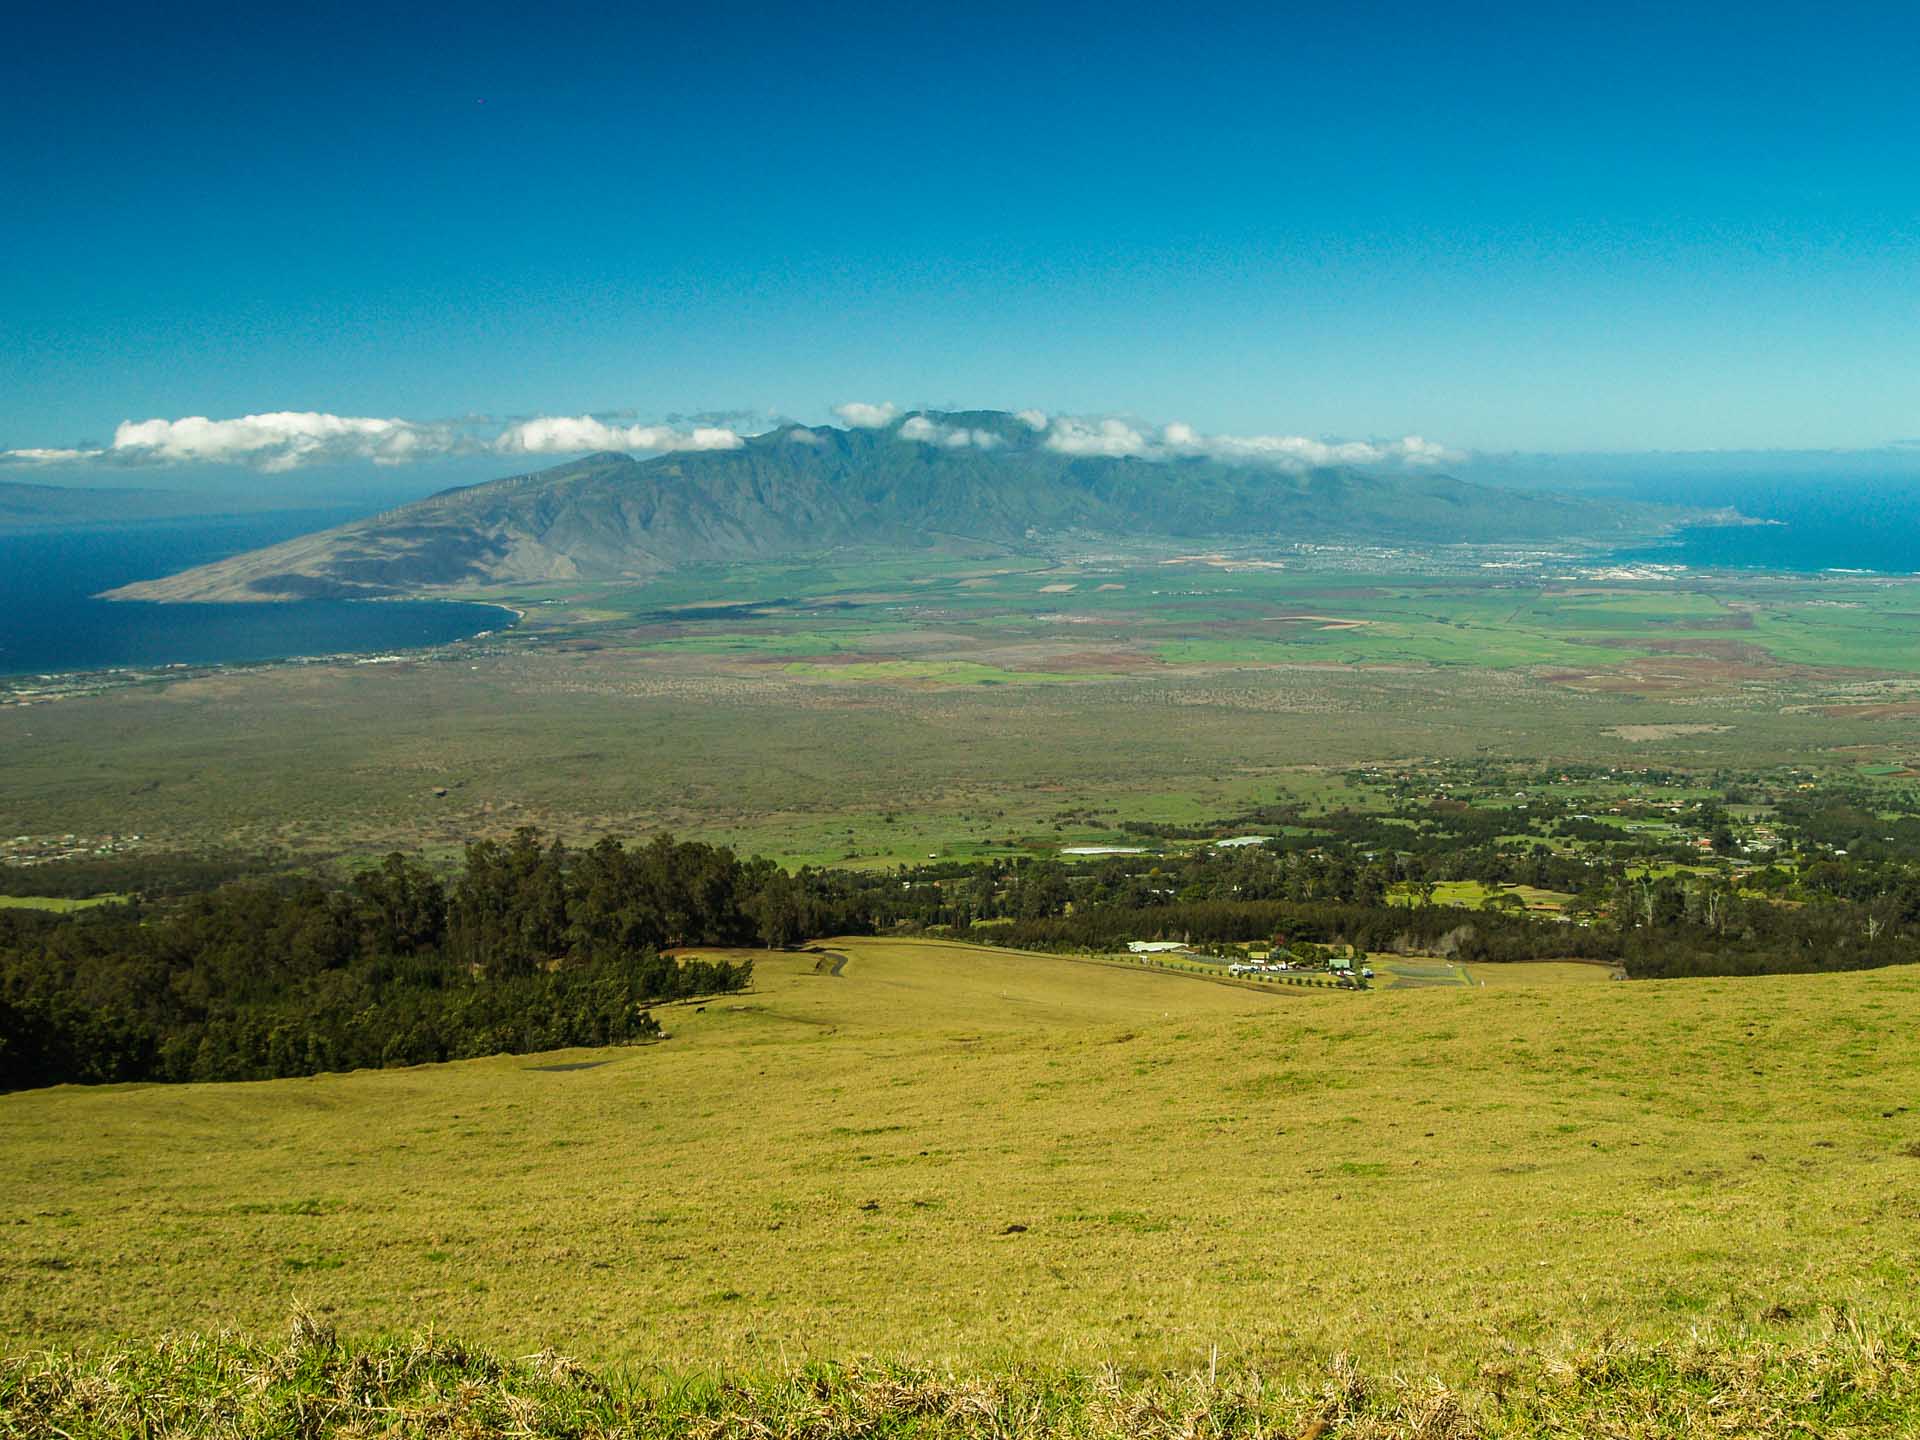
1601;474;1920;574
0;512;513;677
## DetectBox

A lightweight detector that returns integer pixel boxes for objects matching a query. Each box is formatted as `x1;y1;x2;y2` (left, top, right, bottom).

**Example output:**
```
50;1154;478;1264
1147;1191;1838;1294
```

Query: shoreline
0;596;519;691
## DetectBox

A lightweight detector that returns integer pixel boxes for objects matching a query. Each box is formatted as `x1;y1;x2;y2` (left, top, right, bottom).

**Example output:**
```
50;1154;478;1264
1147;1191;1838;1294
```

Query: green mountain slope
106;411;1652;601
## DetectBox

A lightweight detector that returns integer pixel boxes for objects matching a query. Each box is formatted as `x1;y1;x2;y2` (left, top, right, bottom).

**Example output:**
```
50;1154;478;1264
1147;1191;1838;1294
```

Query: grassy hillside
4;937;1915;1385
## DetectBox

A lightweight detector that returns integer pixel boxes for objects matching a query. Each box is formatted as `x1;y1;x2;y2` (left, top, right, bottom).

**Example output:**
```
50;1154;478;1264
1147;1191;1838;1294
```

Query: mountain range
104;411;1655;601
0;479;216;529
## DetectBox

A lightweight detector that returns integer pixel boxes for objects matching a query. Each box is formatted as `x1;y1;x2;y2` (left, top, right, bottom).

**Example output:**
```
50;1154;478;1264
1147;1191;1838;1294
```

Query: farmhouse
1127;940;1185;954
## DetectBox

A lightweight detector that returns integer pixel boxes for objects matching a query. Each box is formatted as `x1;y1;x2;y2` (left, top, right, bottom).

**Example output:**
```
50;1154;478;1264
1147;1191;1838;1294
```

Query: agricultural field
7;557;1920;870
3;935;1916;1394
462;554;1920;681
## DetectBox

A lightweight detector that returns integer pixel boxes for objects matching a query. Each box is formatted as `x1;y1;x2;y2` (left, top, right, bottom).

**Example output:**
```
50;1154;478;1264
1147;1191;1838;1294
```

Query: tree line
12;808;1920;1092
0;831;799;1091
844;841;1920;980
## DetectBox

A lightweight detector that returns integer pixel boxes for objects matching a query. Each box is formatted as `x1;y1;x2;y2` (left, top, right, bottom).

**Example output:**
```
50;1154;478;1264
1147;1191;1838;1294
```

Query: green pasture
464;561;1920;679
4;936;1915;1388
781;659;1084;685
1466;960;1620;986
1388;880;1576;912
0;894;127;912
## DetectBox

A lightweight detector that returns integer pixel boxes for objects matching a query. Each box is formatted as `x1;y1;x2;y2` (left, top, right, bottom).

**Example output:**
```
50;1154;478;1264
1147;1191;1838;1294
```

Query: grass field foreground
8;1304;1919;1438
3;937;1917;1390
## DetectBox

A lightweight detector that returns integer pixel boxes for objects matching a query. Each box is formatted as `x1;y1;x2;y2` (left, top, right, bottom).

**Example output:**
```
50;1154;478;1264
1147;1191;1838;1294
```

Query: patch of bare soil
1817;700;1920;719
1603;723;1733;741
1270;614;1372;630
1017;650;1163;673
1594;636;1772;661
1544;656;1785;693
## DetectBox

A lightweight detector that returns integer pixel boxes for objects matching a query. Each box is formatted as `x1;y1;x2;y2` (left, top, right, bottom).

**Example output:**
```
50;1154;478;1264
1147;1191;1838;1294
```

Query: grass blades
6;1305;1918;1438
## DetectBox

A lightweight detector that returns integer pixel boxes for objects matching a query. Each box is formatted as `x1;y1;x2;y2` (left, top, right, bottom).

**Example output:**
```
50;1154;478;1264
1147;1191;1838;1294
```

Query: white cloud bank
898;415;1002;448
1040;416;1153;458
2;447;97;463
1;411;747;470
0;412;459;472
0;413;461;472
832;401;898;428
1030;414;1455;468
3;403;1458;473
1153;422;1455;468
859;405;1457;470
109;413;458;471
494;416;743;456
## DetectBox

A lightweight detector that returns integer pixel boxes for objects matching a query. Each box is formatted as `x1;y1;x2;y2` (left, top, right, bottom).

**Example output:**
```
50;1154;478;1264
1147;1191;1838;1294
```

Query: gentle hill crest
104;411;1651;602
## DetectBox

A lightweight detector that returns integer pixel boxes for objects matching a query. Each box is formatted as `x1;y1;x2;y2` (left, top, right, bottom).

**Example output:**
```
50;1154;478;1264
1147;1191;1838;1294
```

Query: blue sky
3;0;1917;486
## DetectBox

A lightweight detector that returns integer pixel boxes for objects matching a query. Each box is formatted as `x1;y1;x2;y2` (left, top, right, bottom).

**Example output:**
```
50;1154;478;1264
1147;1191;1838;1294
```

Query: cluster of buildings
2;833;142;867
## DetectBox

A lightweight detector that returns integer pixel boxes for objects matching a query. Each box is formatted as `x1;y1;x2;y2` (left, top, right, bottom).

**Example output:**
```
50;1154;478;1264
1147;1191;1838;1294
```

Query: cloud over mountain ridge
6;403;1459;476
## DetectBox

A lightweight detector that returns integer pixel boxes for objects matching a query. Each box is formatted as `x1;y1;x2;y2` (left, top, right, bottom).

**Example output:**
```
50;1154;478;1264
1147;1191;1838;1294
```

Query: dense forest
0;833;789;1091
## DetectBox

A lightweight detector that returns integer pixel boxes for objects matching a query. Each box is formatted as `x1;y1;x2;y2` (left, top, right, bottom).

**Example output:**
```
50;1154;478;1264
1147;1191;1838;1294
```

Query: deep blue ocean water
0;512;513;677
1602;474;1920;574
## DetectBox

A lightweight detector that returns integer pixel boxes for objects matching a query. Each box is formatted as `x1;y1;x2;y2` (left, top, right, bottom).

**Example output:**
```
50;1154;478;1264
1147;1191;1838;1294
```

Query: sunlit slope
2;938;1915;1381
103;414;1641;601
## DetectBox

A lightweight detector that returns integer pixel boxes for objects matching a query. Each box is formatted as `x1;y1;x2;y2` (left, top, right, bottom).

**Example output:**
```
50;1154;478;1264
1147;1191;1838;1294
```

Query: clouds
1;412;460;472
824;402;1448;468
494;416;743;456
898;415;1001;448
1;402;1461;473
832;401;897;428
1156;424;1457;468
2;410;747;470
1386;436;1456;465
1;447;96;463
1041;416;1153;458
1043;415;1458;469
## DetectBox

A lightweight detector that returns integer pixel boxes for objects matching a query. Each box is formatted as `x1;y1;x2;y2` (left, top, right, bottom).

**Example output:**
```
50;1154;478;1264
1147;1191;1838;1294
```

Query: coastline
0;595;519;688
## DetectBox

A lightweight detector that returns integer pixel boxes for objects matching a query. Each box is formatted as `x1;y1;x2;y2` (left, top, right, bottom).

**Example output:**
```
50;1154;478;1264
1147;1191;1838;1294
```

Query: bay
1604;474;1920;574
0;511;513;677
